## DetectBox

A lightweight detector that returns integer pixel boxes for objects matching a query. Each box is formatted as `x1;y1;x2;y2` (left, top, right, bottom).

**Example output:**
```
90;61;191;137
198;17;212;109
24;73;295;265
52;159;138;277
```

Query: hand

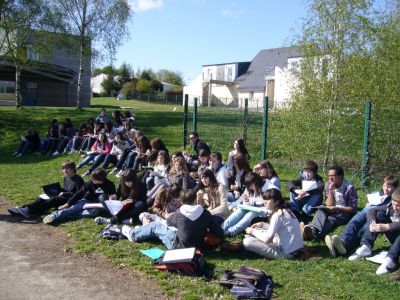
251;222;262;228
326;206;338;214
294;189;306;199
231;184;238;191
329;181;335;191
109;194;117;200
58;203;70;210
122;199;133;205
245;227;253;235
369;222;389;232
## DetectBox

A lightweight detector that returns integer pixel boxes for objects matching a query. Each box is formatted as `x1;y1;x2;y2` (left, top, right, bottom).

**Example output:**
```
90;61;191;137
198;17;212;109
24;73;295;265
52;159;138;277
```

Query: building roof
202;61;250;67
235;47;300;91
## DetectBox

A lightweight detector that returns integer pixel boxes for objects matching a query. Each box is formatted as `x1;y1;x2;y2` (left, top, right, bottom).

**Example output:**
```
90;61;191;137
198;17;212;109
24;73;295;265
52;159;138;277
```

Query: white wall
91;74;107;94
183;73;203;106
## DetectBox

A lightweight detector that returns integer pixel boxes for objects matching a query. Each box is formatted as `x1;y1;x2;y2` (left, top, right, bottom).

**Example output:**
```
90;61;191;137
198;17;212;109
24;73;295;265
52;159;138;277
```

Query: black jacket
67;179;116;206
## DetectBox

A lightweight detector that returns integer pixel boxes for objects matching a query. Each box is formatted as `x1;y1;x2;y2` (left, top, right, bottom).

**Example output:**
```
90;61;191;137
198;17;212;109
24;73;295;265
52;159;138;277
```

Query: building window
227;67;233;81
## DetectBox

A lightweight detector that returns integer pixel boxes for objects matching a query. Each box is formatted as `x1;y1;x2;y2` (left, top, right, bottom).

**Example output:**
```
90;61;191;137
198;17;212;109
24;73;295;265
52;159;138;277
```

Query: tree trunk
15;64;22;108
76;38;85;109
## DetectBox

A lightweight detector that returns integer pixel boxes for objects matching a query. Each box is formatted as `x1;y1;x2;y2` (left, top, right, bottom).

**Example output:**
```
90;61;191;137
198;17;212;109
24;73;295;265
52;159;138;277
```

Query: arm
152;192;166;218
287;178;302;193
325;182;335;207
166;211;178;227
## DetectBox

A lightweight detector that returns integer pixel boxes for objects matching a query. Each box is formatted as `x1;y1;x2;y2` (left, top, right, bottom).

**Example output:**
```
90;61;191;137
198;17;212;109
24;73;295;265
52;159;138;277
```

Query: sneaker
332;235;346;255
12;152;19;156
17;207;31;218
348;244;371;261
121;218;133;225
121;225;134;241
52;151;59;156
109;167;118;175
303;225;314;241
325;235;336;258
82;170;90;177
43;214;56;224
376;257;396;275
16;153;22;158
8;207;21;216
95;217;111;225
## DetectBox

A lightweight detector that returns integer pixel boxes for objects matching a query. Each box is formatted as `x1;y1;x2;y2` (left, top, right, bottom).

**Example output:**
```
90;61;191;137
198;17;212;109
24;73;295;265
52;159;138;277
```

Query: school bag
99;224;127;240
219;265;274;299
155;248;205;276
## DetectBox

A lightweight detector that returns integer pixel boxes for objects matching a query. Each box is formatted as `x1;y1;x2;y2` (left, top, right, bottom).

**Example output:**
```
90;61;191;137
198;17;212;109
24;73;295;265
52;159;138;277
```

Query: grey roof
235;47;300;91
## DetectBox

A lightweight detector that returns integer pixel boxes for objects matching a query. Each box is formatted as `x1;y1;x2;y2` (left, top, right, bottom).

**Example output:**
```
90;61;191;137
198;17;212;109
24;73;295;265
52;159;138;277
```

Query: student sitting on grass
253;160;281;191
121;190;224;249
13;128;41;157
287;160;324;222
324;175;398;258
227;153;252;204
8;160;84;218
95;169;147;225
327;189;400;275
208;151;228;188
196;169;229;224
302;165;358;241
43;168;116;224
243;189;304;259
227;138;250;175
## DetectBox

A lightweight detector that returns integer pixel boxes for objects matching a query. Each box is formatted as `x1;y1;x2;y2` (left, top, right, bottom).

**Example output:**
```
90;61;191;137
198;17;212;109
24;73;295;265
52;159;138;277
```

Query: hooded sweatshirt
167;204;224;249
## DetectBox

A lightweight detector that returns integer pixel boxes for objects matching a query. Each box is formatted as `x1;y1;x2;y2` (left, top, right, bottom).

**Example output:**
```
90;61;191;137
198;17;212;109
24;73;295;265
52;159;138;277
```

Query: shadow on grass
0;213;42;224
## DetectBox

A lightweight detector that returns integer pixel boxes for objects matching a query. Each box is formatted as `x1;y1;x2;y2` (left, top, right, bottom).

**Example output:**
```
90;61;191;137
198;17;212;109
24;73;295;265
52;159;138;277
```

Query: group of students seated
8;109;400;280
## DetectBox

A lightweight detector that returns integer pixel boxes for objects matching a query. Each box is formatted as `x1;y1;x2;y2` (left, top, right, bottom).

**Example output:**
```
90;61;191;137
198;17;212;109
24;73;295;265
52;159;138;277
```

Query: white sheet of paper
367;192;385;206
39;193;50;200
302;180;317;192
261;180;279;192
104;200;123;215
162;247;196;263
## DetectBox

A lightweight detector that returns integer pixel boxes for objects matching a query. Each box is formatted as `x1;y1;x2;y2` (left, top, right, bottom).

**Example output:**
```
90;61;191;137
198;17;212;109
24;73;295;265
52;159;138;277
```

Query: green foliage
116;62;134;84
157;69;184;86
100;74;121;97
135;78;153;94
151;79;163;92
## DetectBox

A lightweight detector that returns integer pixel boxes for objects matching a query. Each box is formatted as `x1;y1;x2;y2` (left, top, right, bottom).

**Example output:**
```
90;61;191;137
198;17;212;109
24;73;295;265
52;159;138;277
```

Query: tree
50;0;133;109
117;62;133;84
0;0;56;108
101;74;120;97
157;69;184;86
137;68;155;81
135;78;152;94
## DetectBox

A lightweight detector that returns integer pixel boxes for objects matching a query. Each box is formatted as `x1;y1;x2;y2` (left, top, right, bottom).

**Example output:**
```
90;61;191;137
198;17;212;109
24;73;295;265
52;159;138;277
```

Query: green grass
0;98;398;299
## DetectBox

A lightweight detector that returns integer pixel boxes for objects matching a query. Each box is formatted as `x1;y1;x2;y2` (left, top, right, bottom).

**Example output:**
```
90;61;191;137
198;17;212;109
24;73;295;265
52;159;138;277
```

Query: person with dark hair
287;160;324;221
13;128;41;157
227;138;250;174
104;121;118;144
42;168;116;224
95;169;147;225
222;172;268;236
254;160;281;190
112;110;124;129
302;165;358;241
188;131;210;157
52;118;75;155
227;153;252;203
190;148;210;180
208;151;228;188
101;132;131;170
243;189;304;259
121;189;224;249
41;119;60;155
96;108;109;124
196;169;229;223
143;150;170;190
8;160;84;218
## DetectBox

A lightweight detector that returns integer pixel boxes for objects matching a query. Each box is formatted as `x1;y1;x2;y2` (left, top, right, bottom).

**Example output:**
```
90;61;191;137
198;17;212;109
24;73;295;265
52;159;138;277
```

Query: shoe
376;257;396;275
303;225;314;241
43;214;56;224
325;235;336;258
52;151;59;156
12;152;19;156
8;207;21;216
121;225;134;241
17;207;31;218
109;167;118;174
299;222;305;239
82;171;90;176
121;218;133;225
95;217;111;225
68;150;76;155
348;244;371;261
16;153;22;158
332;235;346;255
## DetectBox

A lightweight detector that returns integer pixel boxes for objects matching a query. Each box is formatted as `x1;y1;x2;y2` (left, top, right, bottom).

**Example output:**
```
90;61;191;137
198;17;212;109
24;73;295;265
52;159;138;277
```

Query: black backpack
99;224;127;240
219;265;274;299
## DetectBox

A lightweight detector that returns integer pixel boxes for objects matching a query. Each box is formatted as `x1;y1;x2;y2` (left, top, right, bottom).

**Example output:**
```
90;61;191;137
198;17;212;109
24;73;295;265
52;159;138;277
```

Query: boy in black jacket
122;190;224;249
8;160;84;218
43;168;116;224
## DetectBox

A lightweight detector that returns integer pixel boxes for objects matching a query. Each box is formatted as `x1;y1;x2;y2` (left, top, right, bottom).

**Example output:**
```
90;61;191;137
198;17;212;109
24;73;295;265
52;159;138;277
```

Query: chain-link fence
182;95;399;188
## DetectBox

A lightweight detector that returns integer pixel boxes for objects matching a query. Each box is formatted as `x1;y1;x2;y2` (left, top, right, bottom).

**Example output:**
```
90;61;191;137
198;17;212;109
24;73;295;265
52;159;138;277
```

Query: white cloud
221;8;235;17
129;0;164;13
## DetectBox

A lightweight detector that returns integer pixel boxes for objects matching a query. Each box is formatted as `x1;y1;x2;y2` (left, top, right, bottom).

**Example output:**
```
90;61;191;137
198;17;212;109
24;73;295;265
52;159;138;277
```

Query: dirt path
0;197;170;300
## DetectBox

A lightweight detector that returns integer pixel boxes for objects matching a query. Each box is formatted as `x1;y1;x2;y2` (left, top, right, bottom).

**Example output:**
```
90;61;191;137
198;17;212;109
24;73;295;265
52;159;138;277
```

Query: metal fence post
261;96;269;160
192;97;198;133
243;98;248;143
361;100;372;189
183;94;189;149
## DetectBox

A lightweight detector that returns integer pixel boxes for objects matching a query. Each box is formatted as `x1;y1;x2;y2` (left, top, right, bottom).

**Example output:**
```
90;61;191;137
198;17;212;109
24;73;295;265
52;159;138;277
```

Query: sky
112;0;307;84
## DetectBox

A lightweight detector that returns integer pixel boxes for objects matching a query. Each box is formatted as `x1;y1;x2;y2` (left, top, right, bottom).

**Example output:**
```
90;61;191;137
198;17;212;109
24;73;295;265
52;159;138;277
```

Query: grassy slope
0;98;397;299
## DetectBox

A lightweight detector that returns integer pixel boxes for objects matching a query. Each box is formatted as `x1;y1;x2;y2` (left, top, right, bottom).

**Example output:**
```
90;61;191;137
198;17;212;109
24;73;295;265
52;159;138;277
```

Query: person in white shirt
243;189;304;259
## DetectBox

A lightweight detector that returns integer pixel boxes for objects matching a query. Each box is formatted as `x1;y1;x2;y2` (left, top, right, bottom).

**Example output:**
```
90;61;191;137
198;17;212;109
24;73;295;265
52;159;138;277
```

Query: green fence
182;95;400;188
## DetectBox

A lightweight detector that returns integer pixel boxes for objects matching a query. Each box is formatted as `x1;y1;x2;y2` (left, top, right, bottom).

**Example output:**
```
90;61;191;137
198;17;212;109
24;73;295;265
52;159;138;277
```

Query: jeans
88;153;107;173
102;154;118;169
128;222;177;249
16;140;31;155
50;199;102;222
222;208;262;236
77;153;97;169
388;235;400;262
339;210;369;252
290;193;322;215
25;195;67;215
122;151;137;170
109;200;146;224
309;209;353;241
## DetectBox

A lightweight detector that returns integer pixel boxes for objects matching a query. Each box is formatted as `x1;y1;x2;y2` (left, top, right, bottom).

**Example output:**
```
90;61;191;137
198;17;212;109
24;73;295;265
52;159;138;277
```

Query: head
303;160;318;180
150;138;166;151
263;189;285;212
209;152;222;169
173;156;188;173
244;172;264;192
97;132;106;143
189;131;199;144
123;110;132;118
255;160;278;179
91;168;107;184
328;165;344;187
114;132;123;143
121;169;138;189
94;120;102;130
100;108;107;116
234;138;247;154
198;149;210;164
171;151;183;164
383;175;399;196
166;183;182;199
391;189;400;213
112;110;121;118
157;150;170;165
104;121;113;132
180;190;197;205
61;160;76;176
51;119;58;125
200;169;218;188
124;120;132;131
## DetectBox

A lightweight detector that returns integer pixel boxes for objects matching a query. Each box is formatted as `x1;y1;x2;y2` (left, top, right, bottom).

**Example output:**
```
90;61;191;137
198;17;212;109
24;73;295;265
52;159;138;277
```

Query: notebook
42;182;63;197
160;247;196;264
